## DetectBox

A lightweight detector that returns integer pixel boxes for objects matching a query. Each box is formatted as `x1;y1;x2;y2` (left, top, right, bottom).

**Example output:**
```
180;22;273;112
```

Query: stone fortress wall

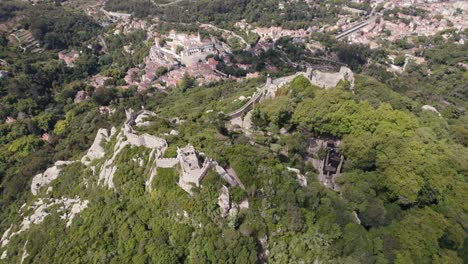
31;108;245;197
25;67;356;245
228;66;355;121
156;157;179;168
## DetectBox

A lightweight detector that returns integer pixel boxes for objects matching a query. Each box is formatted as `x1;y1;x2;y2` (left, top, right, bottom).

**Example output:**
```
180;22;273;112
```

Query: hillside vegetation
0;0;466;263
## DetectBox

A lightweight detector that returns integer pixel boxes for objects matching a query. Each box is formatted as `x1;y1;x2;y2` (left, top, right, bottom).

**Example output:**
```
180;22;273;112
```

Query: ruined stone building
177;145;212;193
319;141;344;192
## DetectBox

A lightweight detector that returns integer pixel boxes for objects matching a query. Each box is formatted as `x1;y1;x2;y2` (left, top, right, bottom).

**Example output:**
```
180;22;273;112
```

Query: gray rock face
134;110;156;127
31;161;75;196
97;130;128;190
0;226;12;248
217;185;248;218
61;198;89;227
0;197;88;250
287;167;307;187
353;211;361;225
81;128;110;165
96;110;167;189
213;163;239;187
239;199;249;209
20;241;28;264
422;105;441;116
31;127;114;195
33;109;245;197
218;186;231;218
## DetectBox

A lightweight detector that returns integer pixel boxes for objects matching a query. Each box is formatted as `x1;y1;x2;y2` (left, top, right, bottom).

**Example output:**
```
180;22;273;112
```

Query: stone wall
213;162;242;187
228;67;355;121
178;157;212;194
30;108;244;196
125;132;167;149
156;157;179;168
309;66;354;89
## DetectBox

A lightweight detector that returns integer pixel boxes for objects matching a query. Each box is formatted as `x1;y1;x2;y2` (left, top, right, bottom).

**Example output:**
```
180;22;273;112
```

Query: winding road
199;23;250;50
153;0;186;7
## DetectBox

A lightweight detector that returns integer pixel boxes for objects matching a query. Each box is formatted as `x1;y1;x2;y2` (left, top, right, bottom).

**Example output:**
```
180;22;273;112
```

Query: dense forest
2;73;466;263
26;6;101;50
0;0;466;263
105;0;347;29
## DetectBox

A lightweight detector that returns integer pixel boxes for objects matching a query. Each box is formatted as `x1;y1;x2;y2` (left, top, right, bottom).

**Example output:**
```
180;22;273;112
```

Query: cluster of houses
253;27;311;42
64;0;466;102
132;31;233;90
341;0;467;49
58;50;80;67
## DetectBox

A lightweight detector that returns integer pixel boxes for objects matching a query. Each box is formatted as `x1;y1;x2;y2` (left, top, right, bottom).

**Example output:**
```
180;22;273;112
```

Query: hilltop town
50;0;467;99
1;0;466;185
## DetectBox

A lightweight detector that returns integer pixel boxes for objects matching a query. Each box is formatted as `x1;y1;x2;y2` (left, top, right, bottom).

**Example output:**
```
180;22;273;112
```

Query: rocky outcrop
97;129;128;189
31;161;75;195
20;240;28;264
81;128;110;165
422;105;441;116
287;167;307;187
218;186;231;218
217;185;248;218
213;162;244;188
134;110;156;127
0;226;12;248
145;165;158;191
60;198;89;227
97;110;167;189
353;211;361;225
0;197;88;250
239;199;249;209
98;160;118;189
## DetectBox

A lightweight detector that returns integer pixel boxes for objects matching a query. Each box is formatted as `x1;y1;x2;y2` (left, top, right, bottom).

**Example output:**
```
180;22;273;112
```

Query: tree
334;43;371;71
6;135;42;161
255;96;294;129
393;55;406;66
155;66;168;78
389;208;451;263
289;75;315;101
178;74;195;92
92;88;117;106
176;45;184;55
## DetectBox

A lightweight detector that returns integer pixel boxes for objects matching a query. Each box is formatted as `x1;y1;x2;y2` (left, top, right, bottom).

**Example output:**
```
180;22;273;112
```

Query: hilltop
0;0;466;263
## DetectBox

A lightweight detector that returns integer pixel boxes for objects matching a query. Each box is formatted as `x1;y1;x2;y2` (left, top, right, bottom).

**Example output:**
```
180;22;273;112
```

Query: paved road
152;0;186;7
199;23;250;50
